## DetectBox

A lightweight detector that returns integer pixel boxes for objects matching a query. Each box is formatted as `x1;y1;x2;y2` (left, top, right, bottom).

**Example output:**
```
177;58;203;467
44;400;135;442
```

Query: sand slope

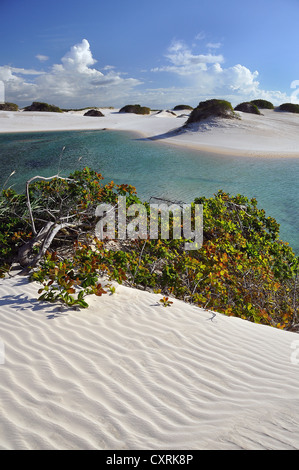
1;108;299;157
161;109;299;157
0;274;299;450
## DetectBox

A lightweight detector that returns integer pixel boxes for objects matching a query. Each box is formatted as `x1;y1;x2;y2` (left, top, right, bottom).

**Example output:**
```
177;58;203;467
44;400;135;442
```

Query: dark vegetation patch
83;109;104;117
23;102;64;113
278;103;299;113
119;104;151;115
250;99;274;109
234;102;261;115
0;102;19;111
186;99;237;124
173;104;194;111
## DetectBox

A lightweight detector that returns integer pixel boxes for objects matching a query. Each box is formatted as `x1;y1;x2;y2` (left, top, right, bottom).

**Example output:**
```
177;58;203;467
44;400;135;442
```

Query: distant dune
1;106;299;157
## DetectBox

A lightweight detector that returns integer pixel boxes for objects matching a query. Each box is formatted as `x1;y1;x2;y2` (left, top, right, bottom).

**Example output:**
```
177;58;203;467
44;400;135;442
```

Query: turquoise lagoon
0;129;298;253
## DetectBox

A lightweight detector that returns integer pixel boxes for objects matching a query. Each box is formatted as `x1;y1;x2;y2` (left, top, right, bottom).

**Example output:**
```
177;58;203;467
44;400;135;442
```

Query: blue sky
1;0;299;108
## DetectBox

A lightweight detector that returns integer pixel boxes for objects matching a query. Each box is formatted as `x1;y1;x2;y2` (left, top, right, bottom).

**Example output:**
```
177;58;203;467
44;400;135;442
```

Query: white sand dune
1;108;299;157
0;274;299;450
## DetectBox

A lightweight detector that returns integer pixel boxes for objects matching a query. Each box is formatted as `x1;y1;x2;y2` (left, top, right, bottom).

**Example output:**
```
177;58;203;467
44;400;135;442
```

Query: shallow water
0;129;298;253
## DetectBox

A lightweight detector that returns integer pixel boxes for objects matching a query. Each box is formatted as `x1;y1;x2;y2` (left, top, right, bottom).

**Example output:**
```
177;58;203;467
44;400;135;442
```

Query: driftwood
18;174;78;268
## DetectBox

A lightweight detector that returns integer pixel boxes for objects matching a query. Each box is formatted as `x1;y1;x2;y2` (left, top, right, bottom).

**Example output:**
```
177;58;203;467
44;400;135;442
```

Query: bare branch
25;174;77;235
31;221;80;267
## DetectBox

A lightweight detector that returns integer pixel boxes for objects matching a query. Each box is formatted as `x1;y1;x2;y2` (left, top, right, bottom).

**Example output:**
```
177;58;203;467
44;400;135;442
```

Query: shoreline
2;126;299;158
147;133;299;158
1;109;299;158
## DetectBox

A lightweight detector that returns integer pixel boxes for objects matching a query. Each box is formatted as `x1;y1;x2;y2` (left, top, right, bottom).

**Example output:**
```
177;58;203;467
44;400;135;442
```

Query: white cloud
102;65;115;71
0;38;297;110
194;32;206;41
0;80;4;104
60;39;97;72
152;40;224;76
150;40;295;107
206;42;222;49
0;66;45;78
217;63;260;94
0;66;39;102
0;39;142;108
36;54;49;62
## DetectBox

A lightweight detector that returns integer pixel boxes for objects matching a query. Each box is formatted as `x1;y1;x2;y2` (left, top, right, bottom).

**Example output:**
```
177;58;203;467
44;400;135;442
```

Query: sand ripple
0;275;299;449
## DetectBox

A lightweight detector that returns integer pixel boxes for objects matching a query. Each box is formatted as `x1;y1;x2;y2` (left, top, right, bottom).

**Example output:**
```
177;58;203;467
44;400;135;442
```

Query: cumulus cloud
0;65;40;102
0;37;296;110
152;40;224;76
60;39;97;72
0;39;141;107
150;40;293;107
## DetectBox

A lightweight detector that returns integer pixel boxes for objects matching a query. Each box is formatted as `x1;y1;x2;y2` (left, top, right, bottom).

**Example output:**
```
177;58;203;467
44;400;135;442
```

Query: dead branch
25;174;76;235
17;174;80;267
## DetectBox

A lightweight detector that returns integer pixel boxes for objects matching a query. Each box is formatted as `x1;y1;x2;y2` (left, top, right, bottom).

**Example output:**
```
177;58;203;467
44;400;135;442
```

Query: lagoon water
0;129;298;253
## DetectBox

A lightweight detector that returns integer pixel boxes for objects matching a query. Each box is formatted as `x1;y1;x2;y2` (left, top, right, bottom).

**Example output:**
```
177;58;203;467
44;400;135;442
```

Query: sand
0;273;299;450
1;108;299;157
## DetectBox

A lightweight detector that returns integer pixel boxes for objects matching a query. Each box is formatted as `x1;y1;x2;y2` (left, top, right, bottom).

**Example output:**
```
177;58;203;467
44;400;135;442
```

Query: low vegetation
173;105;194;111
1;168;298;330
23;101;64;113
234;102;261;115
62;107;114;112
250;99;274;109
83;109;104;117
0;102;19;111
278;103;299;113
186;99;237;124
119;104;151;115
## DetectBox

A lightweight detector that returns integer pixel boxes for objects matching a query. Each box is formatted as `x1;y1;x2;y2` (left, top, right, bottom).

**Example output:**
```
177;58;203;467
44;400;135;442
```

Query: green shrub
23;101;64;113
234;102;261;115
119;104;151;115
250;99;274;109
0;188;32;276
173;105;193;111
186;99;236;124
0;102;19;111
278;103;299;113
1;168;298;330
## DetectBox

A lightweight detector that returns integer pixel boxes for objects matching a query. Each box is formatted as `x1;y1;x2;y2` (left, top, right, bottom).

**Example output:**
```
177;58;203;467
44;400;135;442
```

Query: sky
1;0;299;109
